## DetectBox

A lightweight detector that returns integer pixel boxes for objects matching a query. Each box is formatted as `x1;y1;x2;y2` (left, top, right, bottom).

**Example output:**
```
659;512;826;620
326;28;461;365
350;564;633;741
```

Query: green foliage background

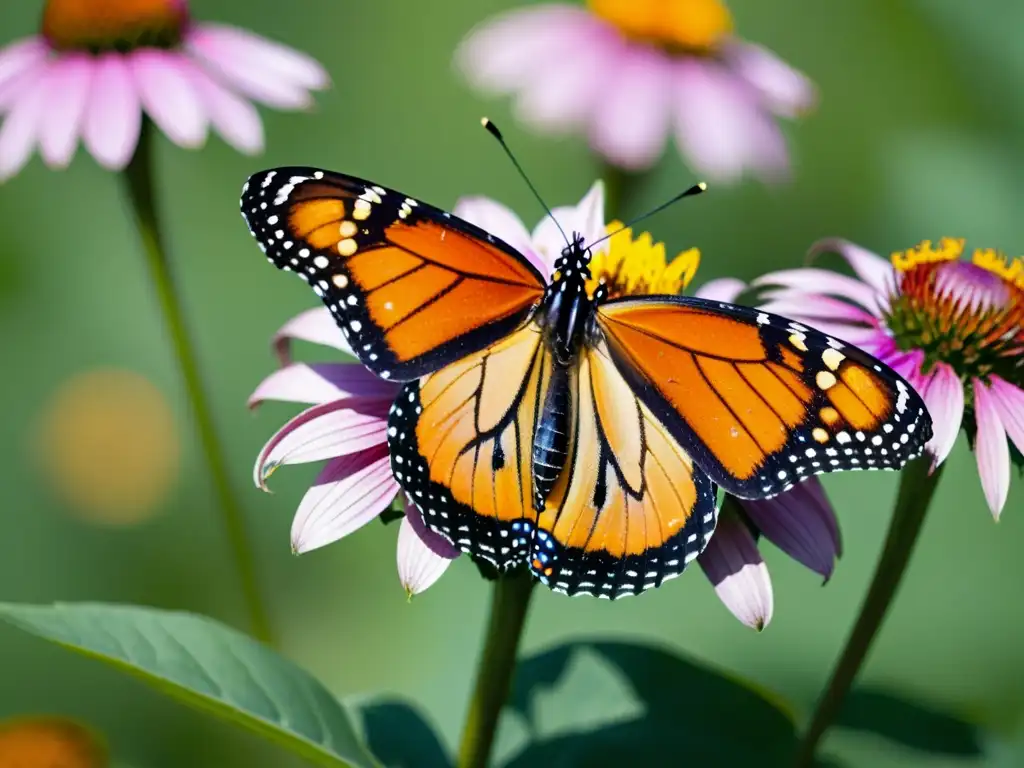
0;1;1021;765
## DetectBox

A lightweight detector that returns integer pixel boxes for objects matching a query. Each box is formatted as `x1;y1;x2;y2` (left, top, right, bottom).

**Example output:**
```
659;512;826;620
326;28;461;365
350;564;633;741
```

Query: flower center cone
42;0;188;51
588;0;734;52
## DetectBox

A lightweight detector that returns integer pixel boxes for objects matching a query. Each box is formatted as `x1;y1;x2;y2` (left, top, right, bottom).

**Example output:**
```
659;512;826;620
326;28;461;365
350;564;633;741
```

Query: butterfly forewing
240;167;546;381
596;296;933;498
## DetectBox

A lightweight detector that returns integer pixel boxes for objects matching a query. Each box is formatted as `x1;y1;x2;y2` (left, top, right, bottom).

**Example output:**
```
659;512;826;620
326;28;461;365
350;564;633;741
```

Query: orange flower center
42;0;188;52
0;717;106;768
587;0;734;53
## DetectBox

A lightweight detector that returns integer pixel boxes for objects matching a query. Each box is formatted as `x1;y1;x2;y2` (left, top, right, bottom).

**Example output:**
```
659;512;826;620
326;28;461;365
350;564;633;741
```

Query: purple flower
0;0;328;179
456;0;814;182
754;237;1024;519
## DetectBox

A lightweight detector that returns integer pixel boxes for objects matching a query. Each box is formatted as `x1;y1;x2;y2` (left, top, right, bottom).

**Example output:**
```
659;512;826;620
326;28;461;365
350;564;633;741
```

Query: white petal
694;277;746;303
272;306;353;364
397;515;455;596
531;179;607;268
248;363;399;408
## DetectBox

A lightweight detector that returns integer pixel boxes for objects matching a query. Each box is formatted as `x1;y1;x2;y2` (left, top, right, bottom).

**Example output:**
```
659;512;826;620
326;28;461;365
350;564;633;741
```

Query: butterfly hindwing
596;295;933;498
241;167;546;381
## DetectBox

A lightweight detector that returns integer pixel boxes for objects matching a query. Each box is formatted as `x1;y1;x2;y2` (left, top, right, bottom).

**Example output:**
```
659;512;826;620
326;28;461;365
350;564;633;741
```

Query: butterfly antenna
481;117;570;247
589;182;707;249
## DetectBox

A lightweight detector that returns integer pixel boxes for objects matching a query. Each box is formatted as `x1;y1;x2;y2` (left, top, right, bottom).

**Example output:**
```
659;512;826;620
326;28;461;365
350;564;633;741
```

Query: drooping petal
130;50;207;148
721;40;815;119
973;379;1010;520
290;446;399;553
885;348;929;398
0;38;49;99
807;238;895;298
37;54;93;168
589;44;673;170
254;396;392;489
185;26;322;110
693;277;746;303
82;52;141;170
186;61;263;154
988;376;1024;459
698;508;774;630
272;306;353;365
402;495;461;559
753;267;880;314
248;363;399;409
456;5;602;95
451;195;546;275
191;24;328;90
397;500;459;596
0;72;47;181
532;179;607;268
741;477;841;580
672;58;789;184
921;363;964;468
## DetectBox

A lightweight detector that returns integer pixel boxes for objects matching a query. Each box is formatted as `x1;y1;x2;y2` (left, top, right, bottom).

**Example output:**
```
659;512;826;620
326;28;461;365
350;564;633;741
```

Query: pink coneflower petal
753;268;880;314
722;40;815;119
0;38;49;109
452;196;544;275
456;6;599;95
397;515;455;596
130;50;207;148
185;27;320;110
988;376;1024;458
973;379;1010;519
741;477;841;580
38;54;93;168
0;75;46;181
272;306;353;365
191;24;328;91
886;348;929;397
694;277;746;303
248;363;399;409
82;52;141;170
808;238;895;298
532;180;606;269
403;496;460;559
290;445;399;554
922;363;964;467
589;45;672;170
254;397;391;489
673;58;788;183
759;292;878;326
699;509;774;631
186;62;263;155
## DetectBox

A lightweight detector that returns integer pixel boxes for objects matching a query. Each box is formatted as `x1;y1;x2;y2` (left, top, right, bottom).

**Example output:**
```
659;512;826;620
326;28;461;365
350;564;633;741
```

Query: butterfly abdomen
532;364;571;509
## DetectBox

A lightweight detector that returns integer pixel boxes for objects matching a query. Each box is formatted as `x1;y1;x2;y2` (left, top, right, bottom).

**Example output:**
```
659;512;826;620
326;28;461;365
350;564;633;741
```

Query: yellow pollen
972;248;1024;291
890;237;965;273
587;220;700;299
588;0;734;52
42;0;187;51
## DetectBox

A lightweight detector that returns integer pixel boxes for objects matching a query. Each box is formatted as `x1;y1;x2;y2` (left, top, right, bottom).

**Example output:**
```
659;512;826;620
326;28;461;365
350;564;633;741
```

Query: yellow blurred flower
0;716;106;768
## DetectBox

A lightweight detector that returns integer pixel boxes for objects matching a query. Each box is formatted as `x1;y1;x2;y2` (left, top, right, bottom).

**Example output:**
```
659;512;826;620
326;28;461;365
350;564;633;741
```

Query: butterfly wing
386;321;553;569
596;296;933;498
531;340;718;598
241;167;547;381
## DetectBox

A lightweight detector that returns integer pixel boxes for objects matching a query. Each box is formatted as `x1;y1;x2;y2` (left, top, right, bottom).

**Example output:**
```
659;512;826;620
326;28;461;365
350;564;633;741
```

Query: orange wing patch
596;298;932;498
530;342;717;598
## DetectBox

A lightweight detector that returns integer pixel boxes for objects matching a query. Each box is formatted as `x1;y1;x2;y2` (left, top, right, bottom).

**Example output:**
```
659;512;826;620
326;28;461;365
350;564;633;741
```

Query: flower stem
457;568;535;768
121;122;274;647
794;457;945;766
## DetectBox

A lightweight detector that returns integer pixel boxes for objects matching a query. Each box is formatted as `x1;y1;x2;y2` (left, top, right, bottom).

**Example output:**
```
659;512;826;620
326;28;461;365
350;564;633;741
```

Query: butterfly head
544;232;601;364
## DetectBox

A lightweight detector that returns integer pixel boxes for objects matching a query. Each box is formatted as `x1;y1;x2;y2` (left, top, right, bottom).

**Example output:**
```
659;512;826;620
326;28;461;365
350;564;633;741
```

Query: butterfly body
242;166;934;598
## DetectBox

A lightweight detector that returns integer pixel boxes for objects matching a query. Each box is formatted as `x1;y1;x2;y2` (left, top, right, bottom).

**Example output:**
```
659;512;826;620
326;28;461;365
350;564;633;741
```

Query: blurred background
1;0;1022;766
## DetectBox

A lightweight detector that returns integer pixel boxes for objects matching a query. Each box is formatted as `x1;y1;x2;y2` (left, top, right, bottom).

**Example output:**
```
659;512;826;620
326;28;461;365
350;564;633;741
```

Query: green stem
121;122;274;647
457;569;535;768
794;457;945;766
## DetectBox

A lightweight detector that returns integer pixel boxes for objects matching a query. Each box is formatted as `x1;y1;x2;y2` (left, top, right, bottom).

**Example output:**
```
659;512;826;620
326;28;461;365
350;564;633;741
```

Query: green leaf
0;602;379;768
837;689;984;757
506;641;797;767
359;699;451;768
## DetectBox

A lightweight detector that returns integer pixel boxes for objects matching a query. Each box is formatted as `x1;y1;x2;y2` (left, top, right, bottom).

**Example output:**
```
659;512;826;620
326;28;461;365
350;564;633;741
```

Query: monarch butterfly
240;152;932;599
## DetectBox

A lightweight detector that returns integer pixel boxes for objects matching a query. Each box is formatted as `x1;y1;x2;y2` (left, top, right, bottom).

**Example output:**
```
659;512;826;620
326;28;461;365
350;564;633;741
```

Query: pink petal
82;53;141;170
0;72;47;181
249;362;400;409
988;376;1024;459
808;238;895;298
191;24;328;90
672;58;789;184
130;49;207;148
758;293;878;326
456;5;602;95
886;348;929;398
698;508;774;630
290;446;399;553
254;397;392;489
0;38;49;107
922;363;965;467
38;54;93;168
273;307;353;365
753;267;880;314
186;61;263;154
397;515;455;596
740;477;841;580
589;44;673;170
403;495;460;559
185;27;323;110
973;379;1010;520
722;40;815;119
531;180;606;270
694;277;746;303
451;195;545;275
